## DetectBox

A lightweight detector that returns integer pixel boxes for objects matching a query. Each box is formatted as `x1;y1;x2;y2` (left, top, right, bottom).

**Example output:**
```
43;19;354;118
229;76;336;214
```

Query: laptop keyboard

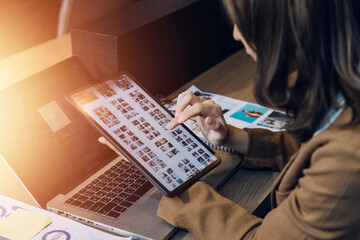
65;159;153;219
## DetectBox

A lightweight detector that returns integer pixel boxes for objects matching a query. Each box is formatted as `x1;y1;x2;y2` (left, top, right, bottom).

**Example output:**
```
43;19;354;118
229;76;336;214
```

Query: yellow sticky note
0;208;52;240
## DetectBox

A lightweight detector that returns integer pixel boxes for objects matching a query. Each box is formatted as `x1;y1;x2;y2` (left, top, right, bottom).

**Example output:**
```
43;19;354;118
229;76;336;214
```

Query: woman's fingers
205;116;221;130
166;116;181;130
181;101;222;120
167;91;202;130
174;90;202;117
167;101;222;130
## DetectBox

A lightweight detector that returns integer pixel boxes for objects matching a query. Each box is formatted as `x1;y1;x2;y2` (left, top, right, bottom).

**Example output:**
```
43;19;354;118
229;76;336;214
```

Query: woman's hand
166;90;229;146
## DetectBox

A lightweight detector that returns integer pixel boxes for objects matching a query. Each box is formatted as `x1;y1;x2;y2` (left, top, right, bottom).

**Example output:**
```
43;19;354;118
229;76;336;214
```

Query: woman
100;0;360;238
157;0;360;239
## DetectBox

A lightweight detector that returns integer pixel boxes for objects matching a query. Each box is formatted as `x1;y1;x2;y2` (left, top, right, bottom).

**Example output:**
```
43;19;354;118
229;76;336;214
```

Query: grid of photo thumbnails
71;74;216;191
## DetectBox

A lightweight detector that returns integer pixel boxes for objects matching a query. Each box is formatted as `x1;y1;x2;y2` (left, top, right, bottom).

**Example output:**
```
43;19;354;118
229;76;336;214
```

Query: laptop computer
0;57;241;239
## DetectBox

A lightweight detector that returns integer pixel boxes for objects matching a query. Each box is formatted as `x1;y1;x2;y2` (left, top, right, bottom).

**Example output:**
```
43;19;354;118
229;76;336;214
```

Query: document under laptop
0;57;241;240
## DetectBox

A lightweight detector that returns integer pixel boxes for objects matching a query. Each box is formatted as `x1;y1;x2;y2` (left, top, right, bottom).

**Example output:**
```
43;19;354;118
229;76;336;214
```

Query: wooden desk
0;36;279;239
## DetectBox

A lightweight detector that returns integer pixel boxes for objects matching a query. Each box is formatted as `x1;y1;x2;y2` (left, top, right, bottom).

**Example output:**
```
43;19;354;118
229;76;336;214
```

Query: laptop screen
0;57;117;208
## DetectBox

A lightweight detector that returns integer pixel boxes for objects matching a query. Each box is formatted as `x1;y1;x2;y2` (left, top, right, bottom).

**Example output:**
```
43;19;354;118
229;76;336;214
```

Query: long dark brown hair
223;0;360;141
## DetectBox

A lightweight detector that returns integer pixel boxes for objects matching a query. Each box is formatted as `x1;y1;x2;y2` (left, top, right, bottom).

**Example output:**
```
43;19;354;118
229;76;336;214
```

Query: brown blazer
157;108;360;239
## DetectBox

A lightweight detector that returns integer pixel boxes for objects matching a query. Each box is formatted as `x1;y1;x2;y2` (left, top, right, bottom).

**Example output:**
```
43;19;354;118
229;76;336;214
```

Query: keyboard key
89;202;105;212
121;173;131;178
80;200;95;209
108;182;118;188
130;183;142;189
139;176;148;181
97;191;107;197
118;165;128;171
77;195;89;202
106;192;118;199
96;181;107;188
107;211;121;219
114;169;125;175
70;200;82;207
98;174;106;180
91;179;100;184
126;194;140;203
100;197;112;204
72;193;80;199
137;179;147;185
124;179;133;185
129;174;140;181
113;206;126;213
133;181;153;197
89;186;101;192
83;190;96;197
110;165;119;171
118;183;128;189
109;172;119;178
120;200;132;208
79;188;87;194
107;180;119;189
103;176;113;182
112;197;124;204
89;195;101;202
124;188;136;195
133;171;142;176
123;162;132;168
65;198;74;204
85;183;95;189
112;187;123;194
102;186;113;192
118;192;130;199
133;174;143;179
98;202;117;215
116;160;126;167
113;176;125;184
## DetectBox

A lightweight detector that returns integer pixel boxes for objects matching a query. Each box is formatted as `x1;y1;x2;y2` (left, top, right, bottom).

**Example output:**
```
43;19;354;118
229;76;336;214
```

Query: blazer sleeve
157;181;262;240
157;136;360;240
241;128;300;171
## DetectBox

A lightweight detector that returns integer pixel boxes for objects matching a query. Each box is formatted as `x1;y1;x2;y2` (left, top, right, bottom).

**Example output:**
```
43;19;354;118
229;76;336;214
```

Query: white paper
0;195;132;240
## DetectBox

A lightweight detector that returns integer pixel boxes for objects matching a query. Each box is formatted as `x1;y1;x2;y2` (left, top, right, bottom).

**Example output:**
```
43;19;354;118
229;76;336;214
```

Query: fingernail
178;116;184;123
166;122;173;129
207;117;214;126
